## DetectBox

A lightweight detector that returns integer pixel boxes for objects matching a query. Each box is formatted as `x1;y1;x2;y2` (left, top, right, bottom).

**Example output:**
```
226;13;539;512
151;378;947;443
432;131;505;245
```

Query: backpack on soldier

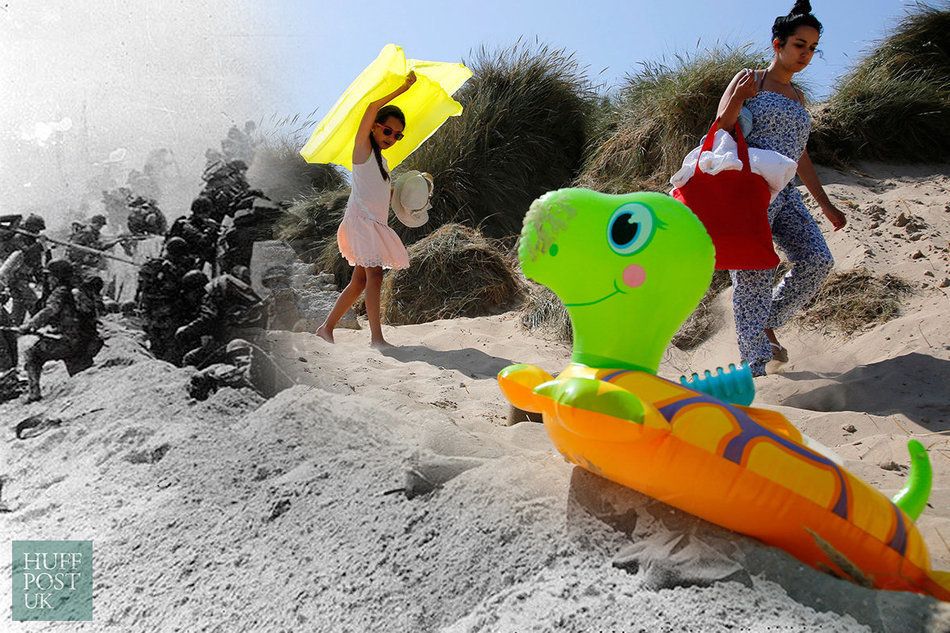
136;257;165;306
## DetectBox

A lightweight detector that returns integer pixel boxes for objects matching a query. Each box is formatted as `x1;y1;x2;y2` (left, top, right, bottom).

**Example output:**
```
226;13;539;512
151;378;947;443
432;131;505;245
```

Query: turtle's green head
518;188;714;372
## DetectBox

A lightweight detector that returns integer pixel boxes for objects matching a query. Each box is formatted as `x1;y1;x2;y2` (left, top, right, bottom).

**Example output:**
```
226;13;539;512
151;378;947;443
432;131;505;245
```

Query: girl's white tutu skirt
337;210;409;270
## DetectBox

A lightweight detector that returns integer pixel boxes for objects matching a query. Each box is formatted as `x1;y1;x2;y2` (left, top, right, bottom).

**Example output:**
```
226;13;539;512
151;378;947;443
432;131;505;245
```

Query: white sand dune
2;163;949;631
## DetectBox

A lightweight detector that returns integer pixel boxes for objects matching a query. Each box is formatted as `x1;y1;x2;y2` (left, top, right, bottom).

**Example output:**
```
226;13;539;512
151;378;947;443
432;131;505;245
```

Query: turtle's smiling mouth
563;279;626;307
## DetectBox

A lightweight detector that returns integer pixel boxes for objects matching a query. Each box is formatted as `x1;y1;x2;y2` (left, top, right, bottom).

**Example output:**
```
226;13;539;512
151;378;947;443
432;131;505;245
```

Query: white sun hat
391;170;433;228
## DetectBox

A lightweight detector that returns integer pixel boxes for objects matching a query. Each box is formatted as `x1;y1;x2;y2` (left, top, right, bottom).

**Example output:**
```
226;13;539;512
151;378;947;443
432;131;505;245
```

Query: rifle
7;227;138;266
99;234;155;251
105;233;154;242
0;326;64;341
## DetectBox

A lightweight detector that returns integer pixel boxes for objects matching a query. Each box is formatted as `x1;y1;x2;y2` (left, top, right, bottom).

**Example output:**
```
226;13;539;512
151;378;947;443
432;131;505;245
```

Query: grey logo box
12;541;93;621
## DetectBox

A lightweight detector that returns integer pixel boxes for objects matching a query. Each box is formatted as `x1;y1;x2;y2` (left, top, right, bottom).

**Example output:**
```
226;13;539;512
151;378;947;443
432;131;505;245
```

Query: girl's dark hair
369;105;406;181
772;0;822;45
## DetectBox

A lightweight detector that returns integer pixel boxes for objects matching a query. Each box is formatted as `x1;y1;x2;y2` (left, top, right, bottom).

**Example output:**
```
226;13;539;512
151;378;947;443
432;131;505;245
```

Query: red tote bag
672;118;779;270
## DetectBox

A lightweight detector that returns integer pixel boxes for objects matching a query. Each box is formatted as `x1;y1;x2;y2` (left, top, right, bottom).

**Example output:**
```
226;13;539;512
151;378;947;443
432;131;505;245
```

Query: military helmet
164;236;189;257
89;214;107;227
120;300;138;317
22;214;46;232
230;265;251;284
181;269;209;291
190;196;213;216
83;275;105;293
46;259;74;280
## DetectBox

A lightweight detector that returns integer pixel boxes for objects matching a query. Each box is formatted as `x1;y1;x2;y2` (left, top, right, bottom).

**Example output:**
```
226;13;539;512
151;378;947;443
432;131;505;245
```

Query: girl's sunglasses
376;124;404;141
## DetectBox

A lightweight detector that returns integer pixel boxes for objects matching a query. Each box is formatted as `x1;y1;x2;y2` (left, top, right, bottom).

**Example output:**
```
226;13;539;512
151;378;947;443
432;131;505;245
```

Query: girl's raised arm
353;71;417;164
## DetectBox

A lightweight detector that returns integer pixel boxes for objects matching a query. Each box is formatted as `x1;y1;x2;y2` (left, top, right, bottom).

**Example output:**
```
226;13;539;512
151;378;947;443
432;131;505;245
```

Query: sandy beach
2;162;949;631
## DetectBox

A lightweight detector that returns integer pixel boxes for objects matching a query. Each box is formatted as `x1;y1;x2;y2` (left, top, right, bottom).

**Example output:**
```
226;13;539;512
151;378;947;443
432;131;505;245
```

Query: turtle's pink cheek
622;264;646;288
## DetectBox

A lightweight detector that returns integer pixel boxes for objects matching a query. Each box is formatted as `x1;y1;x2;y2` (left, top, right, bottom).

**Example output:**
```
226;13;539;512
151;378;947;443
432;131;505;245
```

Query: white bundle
670;130;798;203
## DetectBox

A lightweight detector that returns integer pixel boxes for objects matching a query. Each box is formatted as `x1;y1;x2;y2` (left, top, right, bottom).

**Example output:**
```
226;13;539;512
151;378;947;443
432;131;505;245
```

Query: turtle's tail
891;439;932;521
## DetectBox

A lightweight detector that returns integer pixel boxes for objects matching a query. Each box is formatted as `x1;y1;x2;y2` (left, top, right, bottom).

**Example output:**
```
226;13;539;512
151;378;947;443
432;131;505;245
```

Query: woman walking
717;0;847;376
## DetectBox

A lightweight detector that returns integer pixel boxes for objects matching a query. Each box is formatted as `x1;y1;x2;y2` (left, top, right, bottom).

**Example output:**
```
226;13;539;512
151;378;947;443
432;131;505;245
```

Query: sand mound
5;361;947;631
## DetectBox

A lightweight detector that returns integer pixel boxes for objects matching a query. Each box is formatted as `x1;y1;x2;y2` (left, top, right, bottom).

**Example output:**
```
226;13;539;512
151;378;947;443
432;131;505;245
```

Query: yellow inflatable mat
300;44;472;171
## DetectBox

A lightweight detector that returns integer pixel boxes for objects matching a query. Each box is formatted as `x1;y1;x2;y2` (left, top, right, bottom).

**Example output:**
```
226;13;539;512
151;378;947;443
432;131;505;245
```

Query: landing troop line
1;156;293;402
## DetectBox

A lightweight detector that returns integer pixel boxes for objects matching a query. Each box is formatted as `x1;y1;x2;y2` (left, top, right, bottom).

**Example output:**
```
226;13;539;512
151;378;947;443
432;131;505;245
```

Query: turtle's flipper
498;364;554;414
535;377;660;442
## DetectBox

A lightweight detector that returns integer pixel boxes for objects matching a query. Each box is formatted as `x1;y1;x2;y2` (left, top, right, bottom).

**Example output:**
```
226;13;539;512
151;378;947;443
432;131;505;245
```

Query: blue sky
263;0;919;128
0;0;924;218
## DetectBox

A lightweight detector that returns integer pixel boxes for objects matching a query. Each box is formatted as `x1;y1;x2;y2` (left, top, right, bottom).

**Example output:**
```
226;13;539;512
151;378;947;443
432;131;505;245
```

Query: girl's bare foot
316;325;334;344
370;338;393;350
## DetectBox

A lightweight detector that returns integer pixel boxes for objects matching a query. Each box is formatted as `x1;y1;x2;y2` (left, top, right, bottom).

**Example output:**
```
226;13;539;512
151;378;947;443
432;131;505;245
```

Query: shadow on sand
381;345;513;380
777;352;950;429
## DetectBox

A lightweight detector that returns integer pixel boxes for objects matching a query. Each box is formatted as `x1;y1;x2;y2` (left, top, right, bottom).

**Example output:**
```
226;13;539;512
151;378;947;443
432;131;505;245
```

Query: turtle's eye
607;203;655;255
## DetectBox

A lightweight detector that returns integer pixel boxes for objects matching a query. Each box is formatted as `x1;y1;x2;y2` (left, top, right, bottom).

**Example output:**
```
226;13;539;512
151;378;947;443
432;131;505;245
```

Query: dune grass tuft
797;269;913;334
809;5;950;164
520;283;573;342
248;135;345;205
381;224;524;325
274;187;350;264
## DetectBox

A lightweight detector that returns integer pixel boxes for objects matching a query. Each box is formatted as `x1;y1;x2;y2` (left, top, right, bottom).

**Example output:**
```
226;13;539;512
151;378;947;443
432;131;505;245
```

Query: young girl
716;0;847;377
317;71;417;348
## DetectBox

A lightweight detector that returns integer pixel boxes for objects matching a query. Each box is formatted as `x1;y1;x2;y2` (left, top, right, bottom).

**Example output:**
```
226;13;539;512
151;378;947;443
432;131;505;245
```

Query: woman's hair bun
773;0;822;43
790;0;812;15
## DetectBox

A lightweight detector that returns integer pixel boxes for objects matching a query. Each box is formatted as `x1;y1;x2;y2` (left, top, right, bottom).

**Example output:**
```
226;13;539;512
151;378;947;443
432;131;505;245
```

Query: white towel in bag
670;130;798;203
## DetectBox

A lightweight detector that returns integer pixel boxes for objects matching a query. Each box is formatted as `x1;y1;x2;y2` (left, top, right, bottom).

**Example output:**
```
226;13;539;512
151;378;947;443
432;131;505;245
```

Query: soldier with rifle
1;213;50;324
1;216;137;268
167;196;220;270
67;214;108;269
17;259;101;402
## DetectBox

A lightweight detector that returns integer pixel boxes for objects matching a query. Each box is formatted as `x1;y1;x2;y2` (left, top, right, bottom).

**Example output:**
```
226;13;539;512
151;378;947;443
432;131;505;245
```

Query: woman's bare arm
797;149;847;230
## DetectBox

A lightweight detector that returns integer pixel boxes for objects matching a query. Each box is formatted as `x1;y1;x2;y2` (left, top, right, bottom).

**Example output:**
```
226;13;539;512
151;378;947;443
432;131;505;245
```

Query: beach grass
577;45;767;192
381;224;524;325
809;5;950;164
249;133;346;204
797;269;914;334
396;41;597;240
275;187;350;265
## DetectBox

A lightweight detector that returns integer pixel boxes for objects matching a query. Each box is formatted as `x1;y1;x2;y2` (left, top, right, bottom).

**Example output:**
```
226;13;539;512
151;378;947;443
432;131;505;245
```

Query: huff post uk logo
12;541;93;621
